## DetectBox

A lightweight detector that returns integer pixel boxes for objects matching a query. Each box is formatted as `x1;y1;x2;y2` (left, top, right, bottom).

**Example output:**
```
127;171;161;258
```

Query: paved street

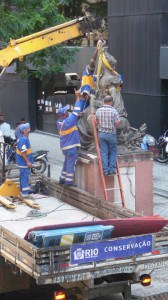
24;130;168;298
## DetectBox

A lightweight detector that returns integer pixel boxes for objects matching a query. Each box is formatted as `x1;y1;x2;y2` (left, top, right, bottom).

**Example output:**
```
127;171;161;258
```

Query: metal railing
0;142;8;183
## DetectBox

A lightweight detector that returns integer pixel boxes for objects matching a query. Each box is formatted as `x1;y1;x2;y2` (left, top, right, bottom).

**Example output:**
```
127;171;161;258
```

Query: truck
49;72;81;94
0;174;168;300
0;17;168;300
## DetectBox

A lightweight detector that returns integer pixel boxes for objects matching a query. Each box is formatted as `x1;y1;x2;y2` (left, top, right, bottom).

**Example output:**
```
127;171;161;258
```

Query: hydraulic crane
0;17;99;76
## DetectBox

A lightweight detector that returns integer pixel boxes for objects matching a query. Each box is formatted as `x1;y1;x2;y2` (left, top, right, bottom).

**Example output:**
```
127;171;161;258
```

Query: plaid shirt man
95;105;120;133
95;96;121;175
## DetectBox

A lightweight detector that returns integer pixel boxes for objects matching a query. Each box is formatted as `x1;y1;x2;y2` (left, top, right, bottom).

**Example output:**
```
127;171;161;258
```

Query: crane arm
0;17;95;68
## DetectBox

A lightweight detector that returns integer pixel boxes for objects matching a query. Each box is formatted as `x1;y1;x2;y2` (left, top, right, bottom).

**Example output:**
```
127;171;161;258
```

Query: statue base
75;150;153;216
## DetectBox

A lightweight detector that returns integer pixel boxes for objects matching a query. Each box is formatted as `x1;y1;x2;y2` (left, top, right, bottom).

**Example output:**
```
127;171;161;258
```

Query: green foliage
27;46;77;79
0;0;77;78
0;0;107;78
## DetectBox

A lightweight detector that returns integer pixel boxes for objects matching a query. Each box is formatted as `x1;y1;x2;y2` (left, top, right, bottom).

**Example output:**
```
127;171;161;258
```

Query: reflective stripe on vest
59;126;78;136
16;148;32;156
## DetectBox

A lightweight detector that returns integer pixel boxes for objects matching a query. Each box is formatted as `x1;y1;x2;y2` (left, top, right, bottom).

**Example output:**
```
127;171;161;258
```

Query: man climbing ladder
91;96;126;207
95;96;121;175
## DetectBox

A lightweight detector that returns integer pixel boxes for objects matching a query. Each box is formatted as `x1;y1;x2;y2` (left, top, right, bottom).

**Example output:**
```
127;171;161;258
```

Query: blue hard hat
19;122;30;132
58;105;69;116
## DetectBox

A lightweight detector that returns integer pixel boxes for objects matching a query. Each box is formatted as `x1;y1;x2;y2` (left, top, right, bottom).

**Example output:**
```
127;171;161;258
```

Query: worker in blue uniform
57;91;82;187
79;51;97;111
79;40;103;110
81;44;99;96
15;123;34;199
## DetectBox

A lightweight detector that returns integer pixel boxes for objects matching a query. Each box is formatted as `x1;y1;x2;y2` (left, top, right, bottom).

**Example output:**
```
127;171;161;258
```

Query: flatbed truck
0;17;168;299
0;175;168;300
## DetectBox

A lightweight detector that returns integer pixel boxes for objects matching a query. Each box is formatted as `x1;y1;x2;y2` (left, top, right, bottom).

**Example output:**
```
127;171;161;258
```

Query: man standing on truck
16;123;34;199
96;95;121;175
57;91;82;187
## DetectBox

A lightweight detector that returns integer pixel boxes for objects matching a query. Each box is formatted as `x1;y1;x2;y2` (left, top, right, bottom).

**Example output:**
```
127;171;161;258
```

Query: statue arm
88;49;98;70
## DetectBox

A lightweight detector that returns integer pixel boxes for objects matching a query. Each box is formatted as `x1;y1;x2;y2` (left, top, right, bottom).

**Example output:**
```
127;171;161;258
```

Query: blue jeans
98;132;117;174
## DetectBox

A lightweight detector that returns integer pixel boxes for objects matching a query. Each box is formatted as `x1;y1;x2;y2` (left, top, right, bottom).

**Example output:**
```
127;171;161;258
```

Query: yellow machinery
0;179;20;197
0;17;97;71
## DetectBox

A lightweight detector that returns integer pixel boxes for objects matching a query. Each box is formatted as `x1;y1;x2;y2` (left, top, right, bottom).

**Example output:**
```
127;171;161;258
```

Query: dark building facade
0;70;36;131
108;0;168;138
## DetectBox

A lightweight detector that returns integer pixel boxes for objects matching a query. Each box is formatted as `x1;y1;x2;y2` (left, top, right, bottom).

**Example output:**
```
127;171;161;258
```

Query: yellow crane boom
0;17;95;69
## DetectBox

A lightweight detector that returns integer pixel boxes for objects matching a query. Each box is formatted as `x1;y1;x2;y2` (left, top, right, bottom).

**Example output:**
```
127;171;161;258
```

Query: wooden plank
42;176;141;219
44;179;98;206
99;199;140;218
46;187;100;218
46;188;125;219
46;186;98;215
46;187;124;219
44;181;96;208
41;176;97;200
43;180;139;219
0;237;35;268
0;249;38;277
45;182;116;215
36;254;70;265
0;227;37;255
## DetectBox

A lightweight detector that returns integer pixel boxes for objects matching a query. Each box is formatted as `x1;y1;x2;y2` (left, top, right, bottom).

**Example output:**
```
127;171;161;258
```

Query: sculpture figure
78;47;146;153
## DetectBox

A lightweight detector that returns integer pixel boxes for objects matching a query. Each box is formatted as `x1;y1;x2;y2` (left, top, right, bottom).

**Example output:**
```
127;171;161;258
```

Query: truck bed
0;176;168;287
0;194;99;238
1;223;168;286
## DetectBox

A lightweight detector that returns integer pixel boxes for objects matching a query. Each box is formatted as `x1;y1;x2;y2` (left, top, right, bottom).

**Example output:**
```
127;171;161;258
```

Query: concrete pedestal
75;150;153;216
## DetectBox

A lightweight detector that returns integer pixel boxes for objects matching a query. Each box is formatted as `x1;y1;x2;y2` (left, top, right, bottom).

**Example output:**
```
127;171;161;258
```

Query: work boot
59;178;65;185
108;169;117;175
29;188;35;194
64;183;77;188
21;194;34;200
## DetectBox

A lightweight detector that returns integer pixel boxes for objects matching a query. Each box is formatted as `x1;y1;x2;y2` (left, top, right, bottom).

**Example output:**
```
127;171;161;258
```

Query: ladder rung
106;187;121;191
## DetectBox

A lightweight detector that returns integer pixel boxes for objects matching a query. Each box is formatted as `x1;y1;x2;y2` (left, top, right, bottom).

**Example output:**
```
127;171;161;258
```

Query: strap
96;46;120;88
102;53;119;77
